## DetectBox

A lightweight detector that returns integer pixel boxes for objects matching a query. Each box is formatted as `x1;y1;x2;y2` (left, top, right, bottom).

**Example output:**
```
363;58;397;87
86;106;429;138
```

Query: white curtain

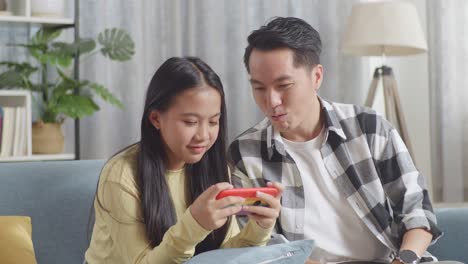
76;0;367;160
2;0;465;203
427;0;468;202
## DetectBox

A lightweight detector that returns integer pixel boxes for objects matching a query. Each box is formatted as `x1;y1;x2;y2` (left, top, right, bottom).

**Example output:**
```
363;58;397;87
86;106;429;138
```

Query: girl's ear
149;110;162;130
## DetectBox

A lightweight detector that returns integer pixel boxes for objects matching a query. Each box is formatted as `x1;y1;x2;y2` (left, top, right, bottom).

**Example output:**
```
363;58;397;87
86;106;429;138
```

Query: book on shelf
0;106;27;157
19;107;27;155
13;107;26;156
0;106;15;157
0;105;3;150
12;106;21;156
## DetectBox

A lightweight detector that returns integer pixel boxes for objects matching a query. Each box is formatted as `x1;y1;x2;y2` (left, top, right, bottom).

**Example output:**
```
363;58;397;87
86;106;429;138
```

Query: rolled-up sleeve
377;126;442;244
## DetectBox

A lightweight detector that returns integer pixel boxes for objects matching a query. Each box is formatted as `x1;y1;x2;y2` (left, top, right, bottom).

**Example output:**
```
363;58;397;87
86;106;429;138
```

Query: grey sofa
0;160;105;264
0;160;467;264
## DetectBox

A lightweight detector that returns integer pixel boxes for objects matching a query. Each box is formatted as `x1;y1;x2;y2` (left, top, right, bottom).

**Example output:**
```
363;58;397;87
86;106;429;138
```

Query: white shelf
0;0;73;26
0;90;76;162
0;153;75;162
0;90;32;158
0;15;73;25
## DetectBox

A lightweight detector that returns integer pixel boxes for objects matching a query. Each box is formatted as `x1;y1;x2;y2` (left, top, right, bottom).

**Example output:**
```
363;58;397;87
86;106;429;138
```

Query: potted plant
0;27;135;153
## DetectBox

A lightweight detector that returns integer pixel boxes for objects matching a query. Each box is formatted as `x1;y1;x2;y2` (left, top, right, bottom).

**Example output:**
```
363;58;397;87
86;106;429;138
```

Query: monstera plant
0;27;135;153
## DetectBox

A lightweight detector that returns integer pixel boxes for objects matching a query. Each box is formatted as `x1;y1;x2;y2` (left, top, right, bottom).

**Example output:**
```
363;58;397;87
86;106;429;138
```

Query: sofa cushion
0;216;37;264
185;239;315;264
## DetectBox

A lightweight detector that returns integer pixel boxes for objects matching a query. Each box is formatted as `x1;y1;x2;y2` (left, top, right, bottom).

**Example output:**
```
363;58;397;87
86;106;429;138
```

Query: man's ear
312;64;323;91
149;110;162;130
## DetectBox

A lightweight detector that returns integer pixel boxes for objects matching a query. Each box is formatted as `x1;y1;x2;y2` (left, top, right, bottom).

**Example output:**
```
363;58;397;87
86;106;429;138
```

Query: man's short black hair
244;17;322;72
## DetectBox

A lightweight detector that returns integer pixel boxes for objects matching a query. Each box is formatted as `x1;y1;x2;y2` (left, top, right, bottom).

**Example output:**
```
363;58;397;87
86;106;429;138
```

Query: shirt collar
266;97;347;159
320;98;347;141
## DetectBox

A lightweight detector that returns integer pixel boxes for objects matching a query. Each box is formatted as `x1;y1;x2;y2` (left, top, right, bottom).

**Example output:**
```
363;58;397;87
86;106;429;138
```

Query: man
229;17;453;264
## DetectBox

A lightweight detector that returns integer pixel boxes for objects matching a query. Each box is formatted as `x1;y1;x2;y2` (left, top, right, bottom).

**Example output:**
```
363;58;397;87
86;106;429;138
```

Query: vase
0;0;6;11
31;0;64;17
32;121;64;154
0;0;10;15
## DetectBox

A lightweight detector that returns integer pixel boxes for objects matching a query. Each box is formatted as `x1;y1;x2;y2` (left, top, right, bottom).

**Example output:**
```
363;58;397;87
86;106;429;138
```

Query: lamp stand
364;66;415;161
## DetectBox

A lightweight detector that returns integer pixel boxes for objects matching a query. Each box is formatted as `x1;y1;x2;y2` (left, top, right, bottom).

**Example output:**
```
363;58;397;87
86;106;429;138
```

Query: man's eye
209;121;219;126
184;121;197;125
253;86;265;91
279;83;292;89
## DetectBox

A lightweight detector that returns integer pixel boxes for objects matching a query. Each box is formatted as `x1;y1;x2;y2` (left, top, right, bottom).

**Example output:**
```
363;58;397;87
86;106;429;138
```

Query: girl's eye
183;121;197;126
279;83;292;89
209;121;219;126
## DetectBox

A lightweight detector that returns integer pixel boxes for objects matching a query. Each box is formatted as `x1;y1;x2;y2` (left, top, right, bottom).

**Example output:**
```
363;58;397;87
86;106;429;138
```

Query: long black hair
138;57;230;254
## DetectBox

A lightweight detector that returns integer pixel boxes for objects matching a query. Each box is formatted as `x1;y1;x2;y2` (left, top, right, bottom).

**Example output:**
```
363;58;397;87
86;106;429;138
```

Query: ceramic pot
32;121;64;154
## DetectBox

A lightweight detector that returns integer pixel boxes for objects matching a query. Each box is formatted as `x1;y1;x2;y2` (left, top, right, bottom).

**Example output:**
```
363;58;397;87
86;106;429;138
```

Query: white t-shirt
282;128;390;263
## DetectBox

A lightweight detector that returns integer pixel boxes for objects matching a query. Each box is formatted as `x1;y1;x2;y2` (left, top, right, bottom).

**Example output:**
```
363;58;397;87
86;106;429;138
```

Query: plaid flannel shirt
228;98;442;261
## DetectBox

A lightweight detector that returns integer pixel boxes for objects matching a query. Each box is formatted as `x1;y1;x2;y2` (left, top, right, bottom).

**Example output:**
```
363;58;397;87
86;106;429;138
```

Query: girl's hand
190;182;245;231
242;181;284;229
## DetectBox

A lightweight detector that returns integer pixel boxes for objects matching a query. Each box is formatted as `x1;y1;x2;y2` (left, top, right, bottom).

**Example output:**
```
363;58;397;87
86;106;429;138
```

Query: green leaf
40;39;95;68
0;63;38;89
28;83;43;92
24;29;92;68
56;69;89;89
0;62;37;72
29;48;50;65
89;83;124;108
8;43;47;51
42;109;59;123
72;38;96;54
98;28;135;61
56;68;75;83
54;94;100;119
48;43;73;66
52;39;96;56
0;61;18;67
42;48;73;68
52;81;73;101
0;70;25;88
51;69;81;101
33;28;62;45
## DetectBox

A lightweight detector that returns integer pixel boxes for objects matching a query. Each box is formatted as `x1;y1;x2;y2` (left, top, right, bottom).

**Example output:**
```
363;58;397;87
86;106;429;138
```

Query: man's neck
281;99;323;142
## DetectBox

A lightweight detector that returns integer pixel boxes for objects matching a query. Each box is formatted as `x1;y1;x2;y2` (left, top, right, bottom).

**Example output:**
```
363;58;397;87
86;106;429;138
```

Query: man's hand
241;181;284;229
395;228;433;264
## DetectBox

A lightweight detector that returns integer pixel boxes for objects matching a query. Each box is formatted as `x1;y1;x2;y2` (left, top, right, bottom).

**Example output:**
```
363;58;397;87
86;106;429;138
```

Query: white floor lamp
341;0;428;160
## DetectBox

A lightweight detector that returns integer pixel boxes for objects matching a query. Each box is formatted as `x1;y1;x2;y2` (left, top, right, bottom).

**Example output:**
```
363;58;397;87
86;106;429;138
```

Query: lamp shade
341;1;427;56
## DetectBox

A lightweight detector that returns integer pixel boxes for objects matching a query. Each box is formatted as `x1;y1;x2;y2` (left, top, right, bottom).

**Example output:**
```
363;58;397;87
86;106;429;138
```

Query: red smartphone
216;187;278;209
